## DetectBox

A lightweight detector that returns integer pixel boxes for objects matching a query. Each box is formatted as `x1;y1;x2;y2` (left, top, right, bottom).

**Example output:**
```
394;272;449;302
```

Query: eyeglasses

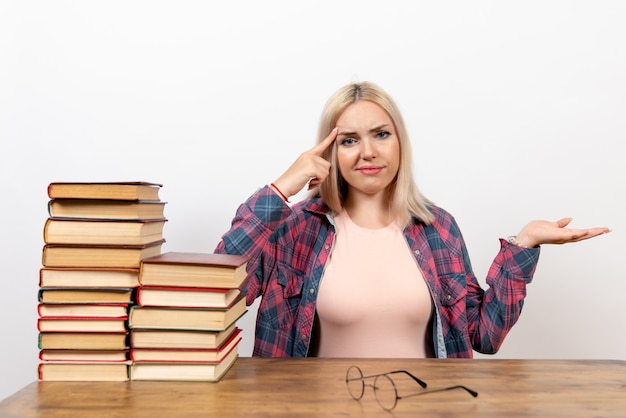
345;365;478;411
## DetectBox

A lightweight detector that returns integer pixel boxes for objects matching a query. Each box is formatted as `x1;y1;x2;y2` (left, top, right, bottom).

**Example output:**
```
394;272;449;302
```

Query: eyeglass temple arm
386;370;428;388
350;368;428;388
399;385;479;400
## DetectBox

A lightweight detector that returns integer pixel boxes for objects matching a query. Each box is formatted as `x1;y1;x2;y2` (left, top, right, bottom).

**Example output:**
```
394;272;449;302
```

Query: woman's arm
214;186;292;302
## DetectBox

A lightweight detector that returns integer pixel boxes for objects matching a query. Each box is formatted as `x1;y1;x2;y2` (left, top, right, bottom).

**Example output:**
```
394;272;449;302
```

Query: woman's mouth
358;166;383;175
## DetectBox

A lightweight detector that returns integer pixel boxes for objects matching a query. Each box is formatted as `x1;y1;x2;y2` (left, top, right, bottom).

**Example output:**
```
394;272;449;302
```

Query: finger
556;217;573;228
576;227;611;240
307;178;320;190
310;127;338;156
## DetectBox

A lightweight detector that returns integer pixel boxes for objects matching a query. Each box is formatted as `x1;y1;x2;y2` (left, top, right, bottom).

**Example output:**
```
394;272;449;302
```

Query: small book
136;286;242;308
139;252;249;289
129;343;238;382
38;362;130;381
39;267;140;288
48;199;167;220
44;218;167;245
130;324;239;349
42;240;165;268
37;317;128;333
130;328;242;363
38;332;129;350
47;181;162;201
38;288;133;304
128;295;246;331
37;303;129;318
39;349;129;362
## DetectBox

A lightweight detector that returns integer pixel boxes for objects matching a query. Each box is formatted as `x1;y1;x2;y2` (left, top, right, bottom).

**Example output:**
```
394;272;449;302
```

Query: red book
130;328;242;363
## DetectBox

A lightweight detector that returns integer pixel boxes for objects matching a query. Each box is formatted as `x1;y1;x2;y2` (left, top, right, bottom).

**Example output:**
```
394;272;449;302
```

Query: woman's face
335;100;400;198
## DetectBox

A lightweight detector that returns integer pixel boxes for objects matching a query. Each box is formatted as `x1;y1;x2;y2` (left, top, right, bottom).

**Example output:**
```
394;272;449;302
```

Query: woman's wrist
270;182;291;203
507;233;537;248
507;235;528;248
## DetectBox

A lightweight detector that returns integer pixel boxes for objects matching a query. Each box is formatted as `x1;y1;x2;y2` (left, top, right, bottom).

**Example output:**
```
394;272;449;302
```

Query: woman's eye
376;131;391;139
340;138;357;146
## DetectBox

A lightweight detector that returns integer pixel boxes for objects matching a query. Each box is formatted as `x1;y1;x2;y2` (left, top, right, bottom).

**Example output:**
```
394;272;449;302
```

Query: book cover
139;252;249;289
42;239;165;268
48;199;166;220
47;181;162;201
130;328;242;362
38;288;134;304
130;324;239;349
38;303;129;318
136;286;242;308
39;267;140;288
39;349;129;362
128;295;247;331
38;362;130;381
129;344;239;382
38;332;129;350
44;218;167;245
37;317;128;333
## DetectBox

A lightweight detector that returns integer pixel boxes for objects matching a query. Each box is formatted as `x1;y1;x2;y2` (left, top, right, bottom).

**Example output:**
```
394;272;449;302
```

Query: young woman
214;81;609;358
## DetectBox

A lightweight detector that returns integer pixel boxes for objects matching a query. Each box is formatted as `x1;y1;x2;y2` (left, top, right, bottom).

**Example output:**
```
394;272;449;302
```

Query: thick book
136;286;242;308
47;181;162;201
128;295;246;331
38;288;133;304
38;303;128;318
130;328;242;362
39;349;129;362
37;317;128;333
130;324;239;349
39;267;140;288
129;343;238;382
139;252;249;289
48;199;167;220
44;218;167;245
38;362;130;381
38;332;128;350
42;240;165;268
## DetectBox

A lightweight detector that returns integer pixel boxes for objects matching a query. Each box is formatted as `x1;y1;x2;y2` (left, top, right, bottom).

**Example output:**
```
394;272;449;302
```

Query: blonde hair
310;81;434;225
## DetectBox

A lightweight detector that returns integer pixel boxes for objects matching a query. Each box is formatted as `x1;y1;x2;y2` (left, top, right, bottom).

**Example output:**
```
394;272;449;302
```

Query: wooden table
1;358;625;417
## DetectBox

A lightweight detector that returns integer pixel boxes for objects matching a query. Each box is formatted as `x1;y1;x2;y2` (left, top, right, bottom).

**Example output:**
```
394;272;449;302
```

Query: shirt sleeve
214;185;292;304
464;233;540;354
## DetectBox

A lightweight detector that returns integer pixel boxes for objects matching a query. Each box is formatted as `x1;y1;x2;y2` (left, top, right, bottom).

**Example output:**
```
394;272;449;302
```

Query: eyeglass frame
345;365;479;411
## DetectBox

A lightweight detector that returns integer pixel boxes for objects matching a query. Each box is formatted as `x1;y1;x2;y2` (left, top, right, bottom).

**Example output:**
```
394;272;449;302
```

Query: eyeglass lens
373;374;399;411
346;365;365;400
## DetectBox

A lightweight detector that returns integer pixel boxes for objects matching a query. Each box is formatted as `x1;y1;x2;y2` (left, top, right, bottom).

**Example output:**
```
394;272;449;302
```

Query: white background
1;1;624;401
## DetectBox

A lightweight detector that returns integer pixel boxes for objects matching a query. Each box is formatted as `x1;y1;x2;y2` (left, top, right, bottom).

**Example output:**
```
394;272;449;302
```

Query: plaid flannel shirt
215;185;540;358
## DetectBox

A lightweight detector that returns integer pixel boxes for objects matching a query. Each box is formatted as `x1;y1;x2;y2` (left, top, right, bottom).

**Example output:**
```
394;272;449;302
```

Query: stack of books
38;181;167;381
129;252;249;382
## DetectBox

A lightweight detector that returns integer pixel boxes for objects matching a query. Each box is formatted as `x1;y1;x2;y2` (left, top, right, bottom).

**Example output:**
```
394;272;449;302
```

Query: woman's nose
361;139;375;159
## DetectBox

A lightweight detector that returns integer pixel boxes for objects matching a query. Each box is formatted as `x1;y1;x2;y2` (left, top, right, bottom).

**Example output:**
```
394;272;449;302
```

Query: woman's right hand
271;128;338;200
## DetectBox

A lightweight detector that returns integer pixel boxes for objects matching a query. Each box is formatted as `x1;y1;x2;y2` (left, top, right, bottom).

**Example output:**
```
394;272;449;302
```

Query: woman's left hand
513;218;611;248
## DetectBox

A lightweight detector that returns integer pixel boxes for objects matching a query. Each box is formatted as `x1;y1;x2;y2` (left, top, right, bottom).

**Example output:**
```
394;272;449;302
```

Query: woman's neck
343;193;392;229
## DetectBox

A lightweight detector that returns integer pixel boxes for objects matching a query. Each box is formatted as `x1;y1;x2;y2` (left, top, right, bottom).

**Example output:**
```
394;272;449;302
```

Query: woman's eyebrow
370;124;390;132
337;129;356;137
338;124;390;137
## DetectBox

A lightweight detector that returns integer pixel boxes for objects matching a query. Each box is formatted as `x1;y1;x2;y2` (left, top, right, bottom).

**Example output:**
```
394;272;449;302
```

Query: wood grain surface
1;357;625;417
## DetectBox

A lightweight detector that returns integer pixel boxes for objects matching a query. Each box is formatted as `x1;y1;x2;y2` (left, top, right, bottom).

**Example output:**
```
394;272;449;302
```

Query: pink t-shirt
315;211;434;358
